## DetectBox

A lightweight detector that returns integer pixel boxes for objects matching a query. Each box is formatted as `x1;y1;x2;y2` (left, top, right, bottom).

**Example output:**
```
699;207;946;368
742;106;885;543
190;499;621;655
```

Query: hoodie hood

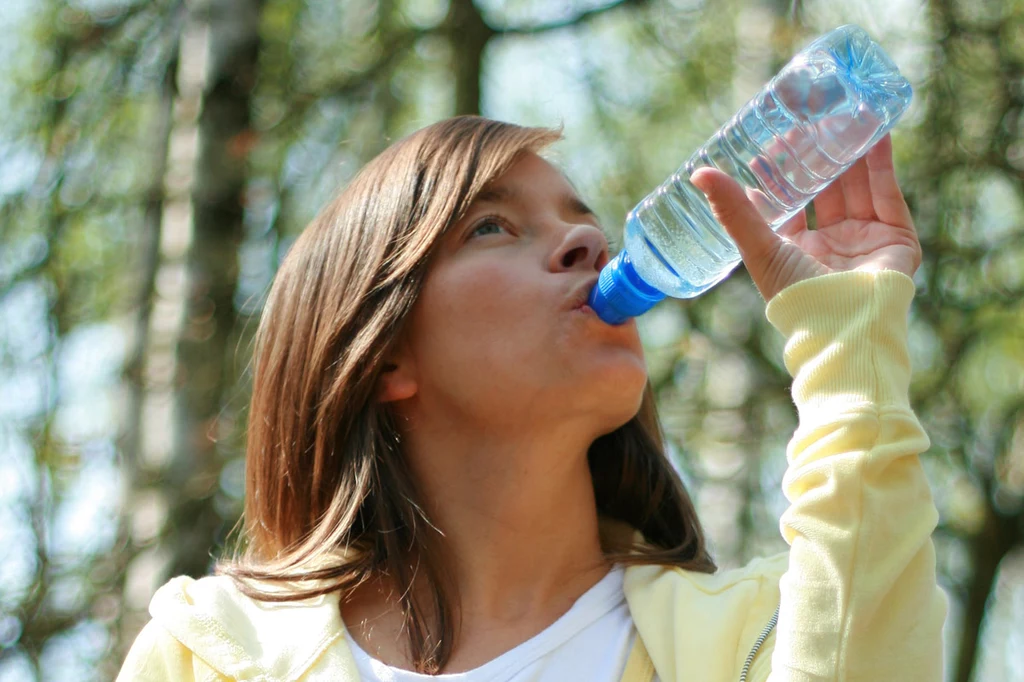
148;573;355;681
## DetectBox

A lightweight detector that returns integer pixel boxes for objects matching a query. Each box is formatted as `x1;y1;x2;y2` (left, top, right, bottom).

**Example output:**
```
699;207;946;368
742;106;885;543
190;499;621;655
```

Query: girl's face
391;152;648;437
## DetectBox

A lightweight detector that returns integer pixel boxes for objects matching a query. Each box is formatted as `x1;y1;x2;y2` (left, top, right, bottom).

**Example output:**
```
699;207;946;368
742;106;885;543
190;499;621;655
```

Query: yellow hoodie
116;270;947;682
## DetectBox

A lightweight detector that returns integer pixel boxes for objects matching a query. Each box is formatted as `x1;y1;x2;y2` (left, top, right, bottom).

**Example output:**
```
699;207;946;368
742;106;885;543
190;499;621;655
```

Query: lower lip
574;304;597;316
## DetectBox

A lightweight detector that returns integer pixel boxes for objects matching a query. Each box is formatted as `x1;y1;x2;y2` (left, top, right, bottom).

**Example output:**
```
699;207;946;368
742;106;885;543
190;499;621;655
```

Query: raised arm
693;137;947;681
764;269;946;680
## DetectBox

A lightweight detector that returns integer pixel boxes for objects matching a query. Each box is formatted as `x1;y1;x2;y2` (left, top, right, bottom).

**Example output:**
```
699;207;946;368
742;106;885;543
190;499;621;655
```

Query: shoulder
624;551;786;634
625;551;787;599
116;616;198;682
139;573;347;680
624;552;787;682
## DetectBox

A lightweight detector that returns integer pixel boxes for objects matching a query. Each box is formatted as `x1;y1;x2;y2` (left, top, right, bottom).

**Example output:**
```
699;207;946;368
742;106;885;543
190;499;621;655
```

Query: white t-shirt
345;566;656;682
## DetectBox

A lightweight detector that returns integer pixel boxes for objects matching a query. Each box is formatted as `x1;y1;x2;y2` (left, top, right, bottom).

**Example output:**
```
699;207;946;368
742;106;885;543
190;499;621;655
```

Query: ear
376;345;418;404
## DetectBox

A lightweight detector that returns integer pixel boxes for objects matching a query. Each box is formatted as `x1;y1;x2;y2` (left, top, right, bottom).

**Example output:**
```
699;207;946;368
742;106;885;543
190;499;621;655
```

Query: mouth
568;279;600;313
573;302;597;315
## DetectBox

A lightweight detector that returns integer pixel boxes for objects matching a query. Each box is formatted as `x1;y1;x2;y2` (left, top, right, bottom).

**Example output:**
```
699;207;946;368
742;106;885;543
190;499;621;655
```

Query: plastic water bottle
588;24;912;324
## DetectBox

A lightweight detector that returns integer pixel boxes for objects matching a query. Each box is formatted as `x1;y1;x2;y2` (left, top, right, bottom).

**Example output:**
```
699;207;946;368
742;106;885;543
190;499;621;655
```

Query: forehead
471;153;595;217
481;152;566;193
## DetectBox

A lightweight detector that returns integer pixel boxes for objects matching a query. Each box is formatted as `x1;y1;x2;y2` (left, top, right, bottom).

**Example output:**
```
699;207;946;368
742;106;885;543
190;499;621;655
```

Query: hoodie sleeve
763;270;947;682
116;619;200;682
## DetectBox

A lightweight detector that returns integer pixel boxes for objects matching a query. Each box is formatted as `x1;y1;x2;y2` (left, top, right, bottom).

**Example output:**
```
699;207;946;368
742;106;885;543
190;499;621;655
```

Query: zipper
739;604;780;682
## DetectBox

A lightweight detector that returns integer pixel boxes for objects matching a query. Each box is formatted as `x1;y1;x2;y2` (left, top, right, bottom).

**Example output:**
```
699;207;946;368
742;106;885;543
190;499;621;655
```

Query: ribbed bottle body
623;24;912;299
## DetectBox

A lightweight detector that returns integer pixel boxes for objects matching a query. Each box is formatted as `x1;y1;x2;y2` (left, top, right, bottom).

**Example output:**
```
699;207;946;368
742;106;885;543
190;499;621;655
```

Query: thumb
689;167;781;268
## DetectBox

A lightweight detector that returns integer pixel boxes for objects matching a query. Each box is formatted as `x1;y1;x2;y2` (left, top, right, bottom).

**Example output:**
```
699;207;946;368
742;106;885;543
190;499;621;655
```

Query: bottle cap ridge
587;251;666;324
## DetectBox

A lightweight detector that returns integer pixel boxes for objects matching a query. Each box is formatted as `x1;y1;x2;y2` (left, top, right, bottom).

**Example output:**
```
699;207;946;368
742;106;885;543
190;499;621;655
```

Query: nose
549;223;611;273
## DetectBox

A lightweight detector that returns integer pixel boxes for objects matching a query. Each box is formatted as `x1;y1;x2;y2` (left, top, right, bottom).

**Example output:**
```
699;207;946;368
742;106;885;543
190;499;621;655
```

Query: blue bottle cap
587;251;666;325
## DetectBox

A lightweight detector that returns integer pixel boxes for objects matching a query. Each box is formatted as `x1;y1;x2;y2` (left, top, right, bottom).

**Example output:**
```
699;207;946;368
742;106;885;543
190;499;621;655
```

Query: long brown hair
216;116;715;673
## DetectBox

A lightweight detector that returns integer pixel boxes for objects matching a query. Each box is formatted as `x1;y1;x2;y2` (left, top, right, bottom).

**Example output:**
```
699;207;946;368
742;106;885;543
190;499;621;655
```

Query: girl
118;116;946;682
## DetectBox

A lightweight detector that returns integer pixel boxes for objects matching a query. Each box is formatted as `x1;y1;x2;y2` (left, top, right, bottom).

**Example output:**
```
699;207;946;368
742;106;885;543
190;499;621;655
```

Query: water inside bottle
697;46;900;232
608;25;912;305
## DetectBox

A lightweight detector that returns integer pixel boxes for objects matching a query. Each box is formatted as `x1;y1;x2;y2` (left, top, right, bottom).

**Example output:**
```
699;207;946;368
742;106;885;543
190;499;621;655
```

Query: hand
689;134;922;301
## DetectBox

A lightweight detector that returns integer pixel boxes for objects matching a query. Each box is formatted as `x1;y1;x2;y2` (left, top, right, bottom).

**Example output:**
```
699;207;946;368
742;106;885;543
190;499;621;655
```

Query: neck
405;415;610;624
340;410;617;672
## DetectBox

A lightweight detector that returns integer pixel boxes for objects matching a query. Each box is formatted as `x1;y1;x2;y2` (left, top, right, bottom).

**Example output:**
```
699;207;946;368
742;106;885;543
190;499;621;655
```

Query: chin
592;352;648;387
585;362;648;420
592;398;645;439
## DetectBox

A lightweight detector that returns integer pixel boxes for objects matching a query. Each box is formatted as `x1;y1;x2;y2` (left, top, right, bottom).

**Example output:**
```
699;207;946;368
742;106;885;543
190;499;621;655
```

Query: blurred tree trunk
164;0;262;580
446;0;493;116
444;0;651;117
955;508;1016;682
109;9;182;673
121;0;262;631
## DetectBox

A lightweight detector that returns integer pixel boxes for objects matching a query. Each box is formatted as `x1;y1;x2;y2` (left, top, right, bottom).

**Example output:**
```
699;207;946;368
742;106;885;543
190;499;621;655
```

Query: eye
467;215;511;240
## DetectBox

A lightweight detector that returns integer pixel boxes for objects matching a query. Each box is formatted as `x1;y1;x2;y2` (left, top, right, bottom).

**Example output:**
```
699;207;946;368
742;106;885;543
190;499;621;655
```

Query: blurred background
0;0;1022;679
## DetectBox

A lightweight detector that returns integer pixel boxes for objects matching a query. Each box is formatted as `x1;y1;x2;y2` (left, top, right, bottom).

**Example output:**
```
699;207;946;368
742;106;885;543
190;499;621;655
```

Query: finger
690;167;782;266
839;154;876;221
812;177;846;227
866;134;914;229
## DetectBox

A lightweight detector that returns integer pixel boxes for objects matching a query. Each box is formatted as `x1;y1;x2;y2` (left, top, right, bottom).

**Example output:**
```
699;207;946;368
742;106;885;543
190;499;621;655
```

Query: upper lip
567;278;599;310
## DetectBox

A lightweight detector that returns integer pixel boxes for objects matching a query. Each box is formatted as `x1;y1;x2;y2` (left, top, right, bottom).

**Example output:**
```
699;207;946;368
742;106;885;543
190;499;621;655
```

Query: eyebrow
474;184;598;220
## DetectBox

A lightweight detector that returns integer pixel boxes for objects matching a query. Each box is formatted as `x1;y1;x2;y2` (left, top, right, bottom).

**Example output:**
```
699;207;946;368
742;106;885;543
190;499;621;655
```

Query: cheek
412;263;548;377
430;265;533;332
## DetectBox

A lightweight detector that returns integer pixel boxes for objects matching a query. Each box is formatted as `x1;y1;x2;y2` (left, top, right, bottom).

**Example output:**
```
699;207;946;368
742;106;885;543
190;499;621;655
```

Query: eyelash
466;214;513;240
